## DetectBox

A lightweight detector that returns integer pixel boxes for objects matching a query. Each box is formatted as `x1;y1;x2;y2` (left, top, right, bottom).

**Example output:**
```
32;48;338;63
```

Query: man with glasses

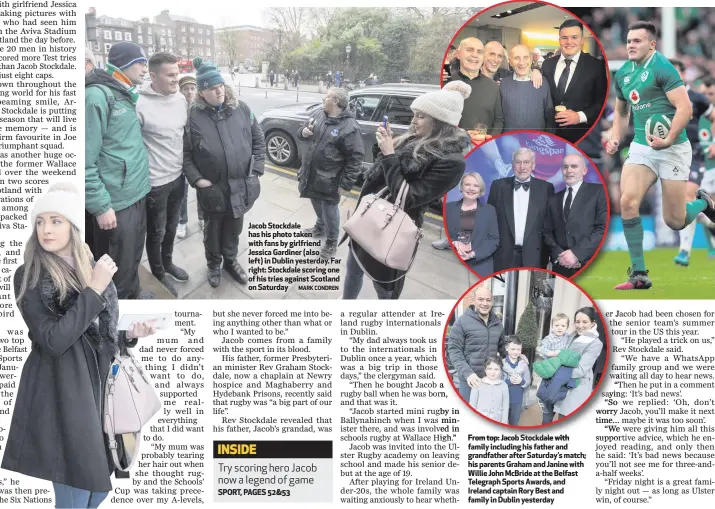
298;88;364;259
488;147;555;271
447;286;505;402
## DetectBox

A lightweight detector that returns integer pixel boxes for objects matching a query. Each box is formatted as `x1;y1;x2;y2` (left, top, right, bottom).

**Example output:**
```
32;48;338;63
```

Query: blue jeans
53;483;108;508
457;374;472;403
342;248;393;299
309;198;340;242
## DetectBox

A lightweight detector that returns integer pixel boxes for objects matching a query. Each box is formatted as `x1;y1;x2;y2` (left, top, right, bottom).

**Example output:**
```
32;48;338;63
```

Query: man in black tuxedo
487;147;555;271
543;154;608;277
541;19;608;143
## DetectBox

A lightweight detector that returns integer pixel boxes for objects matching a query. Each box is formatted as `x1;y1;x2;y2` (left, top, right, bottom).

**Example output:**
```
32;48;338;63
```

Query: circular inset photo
441;0;609;144
443;269;609;428
442;132;610;278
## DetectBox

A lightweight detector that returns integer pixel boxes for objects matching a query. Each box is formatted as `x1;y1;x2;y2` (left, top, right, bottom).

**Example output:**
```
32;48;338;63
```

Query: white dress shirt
513;178;531;246
562;179;584;212
554;51;587;124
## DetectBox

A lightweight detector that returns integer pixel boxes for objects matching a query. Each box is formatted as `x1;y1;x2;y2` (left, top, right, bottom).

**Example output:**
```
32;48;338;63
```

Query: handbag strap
394;180;410;210
348;240;420;284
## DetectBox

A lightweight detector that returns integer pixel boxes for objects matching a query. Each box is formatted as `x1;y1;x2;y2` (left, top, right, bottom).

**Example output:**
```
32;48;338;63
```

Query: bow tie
514;181;530;191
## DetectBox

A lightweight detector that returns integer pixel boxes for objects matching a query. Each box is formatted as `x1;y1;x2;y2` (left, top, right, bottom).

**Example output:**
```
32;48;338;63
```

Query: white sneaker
176;223;187;239
199;220;204;230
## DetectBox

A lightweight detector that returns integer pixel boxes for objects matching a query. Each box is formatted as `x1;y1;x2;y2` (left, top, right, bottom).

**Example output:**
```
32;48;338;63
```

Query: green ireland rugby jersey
614;51;688;145
699;114;715;170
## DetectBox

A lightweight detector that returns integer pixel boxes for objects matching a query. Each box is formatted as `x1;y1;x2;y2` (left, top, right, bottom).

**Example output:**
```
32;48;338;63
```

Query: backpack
86;83;116;131
104;350;162;471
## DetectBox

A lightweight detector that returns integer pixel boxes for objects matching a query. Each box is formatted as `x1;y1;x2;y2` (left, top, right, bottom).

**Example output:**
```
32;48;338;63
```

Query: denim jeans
457;374;472;403
146;175;185;279
180;176;203;225
309;198;340;242
53;483;108;508
342;248;394;299
541;400;555;424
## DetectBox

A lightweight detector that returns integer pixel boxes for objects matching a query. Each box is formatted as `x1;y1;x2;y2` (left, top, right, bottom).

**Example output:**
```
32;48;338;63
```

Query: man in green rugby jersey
606;21;715;290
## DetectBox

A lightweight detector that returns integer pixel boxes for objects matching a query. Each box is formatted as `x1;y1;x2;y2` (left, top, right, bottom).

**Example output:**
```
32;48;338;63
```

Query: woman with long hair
444;172;499;277
2;183;156;508
342;81;473;299
546;306;603;423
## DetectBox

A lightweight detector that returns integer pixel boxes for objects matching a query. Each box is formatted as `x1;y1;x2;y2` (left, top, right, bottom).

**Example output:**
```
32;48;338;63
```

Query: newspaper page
0;2;714;509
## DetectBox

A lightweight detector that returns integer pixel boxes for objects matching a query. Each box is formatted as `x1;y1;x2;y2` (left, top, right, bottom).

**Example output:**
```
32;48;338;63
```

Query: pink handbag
104;351;162;471
343;180;423;277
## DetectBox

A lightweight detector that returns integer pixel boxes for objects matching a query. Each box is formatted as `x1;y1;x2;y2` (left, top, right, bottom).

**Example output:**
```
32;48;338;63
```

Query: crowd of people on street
444;20;608;144
447;285;603;425
85;41;476;300
444;148;608;278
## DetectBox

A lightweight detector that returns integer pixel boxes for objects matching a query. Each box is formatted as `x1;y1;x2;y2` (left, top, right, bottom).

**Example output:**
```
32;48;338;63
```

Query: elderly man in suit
487;147;555;271
541;19;608;143
543;154;608;277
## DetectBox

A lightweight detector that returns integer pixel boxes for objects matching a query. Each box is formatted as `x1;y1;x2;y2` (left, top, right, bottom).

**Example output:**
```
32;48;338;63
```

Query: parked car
258;83;440;169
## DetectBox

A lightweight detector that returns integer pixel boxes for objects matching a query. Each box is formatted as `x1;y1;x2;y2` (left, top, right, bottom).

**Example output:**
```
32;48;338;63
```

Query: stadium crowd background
574;7;714;246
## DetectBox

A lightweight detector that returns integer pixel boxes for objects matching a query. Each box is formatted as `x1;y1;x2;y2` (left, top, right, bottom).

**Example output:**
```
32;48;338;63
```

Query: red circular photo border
441;267;611;429
441;129;612;280
440;0;611;146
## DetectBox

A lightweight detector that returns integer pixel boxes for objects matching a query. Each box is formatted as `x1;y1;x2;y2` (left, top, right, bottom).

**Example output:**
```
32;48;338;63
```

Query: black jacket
346;134;470;292
487;176;555;272
541;52;608;143
183;85;266;218
445;198;499;278
543;182;608;266
2;266;136;492
447;307;504;380
298;108;364;203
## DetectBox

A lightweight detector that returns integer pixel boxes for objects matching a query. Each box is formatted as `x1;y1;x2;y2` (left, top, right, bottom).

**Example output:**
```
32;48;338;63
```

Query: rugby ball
645;114;672;139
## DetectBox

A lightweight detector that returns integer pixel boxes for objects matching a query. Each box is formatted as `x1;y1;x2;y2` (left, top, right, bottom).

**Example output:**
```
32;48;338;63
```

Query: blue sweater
500;74;554;132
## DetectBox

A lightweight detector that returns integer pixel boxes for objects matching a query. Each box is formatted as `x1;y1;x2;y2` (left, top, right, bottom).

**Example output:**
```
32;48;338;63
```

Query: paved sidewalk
139;171;478;300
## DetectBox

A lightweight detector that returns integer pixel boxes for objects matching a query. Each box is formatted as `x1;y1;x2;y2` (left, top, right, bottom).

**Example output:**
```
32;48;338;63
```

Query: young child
536;313;571;423
537;313;571;359
502;336;531;426
469;355;509;424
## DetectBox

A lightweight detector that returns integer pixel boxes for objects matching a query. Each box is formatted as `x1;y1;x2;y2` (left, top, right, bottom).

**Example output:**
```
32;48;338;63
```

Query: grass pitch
576;249;715;300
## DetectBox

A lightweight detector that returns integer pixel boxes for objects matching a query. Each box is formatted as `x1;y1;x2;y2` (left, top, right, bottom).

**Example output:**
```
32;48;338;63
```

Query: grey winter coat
447;307;505;380
1;266;136;492
297;108;364;203
554;329;602;416
183;85;266;218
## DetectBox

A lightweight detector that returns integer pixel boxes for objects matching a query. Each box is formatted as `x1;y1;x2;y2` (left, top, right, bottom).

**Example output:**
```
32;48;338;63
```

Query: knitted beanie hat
31;182;83;234
108;42;147;70
179;75;196;89
410;81;472;126
193;57;224;91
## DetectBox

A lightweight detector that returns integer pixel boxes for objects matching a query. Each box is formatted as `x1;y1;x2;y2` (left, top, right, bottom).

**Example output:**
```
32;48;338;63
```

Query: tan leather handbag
343;180;423;274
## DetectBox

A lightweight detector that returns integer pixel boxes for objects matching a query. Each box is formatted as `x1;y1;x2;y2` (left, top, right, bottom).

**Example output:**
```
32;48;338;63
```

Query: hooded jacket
554;329;603;416
136;81;188;187
183;85;266;218
85;68;151;215
447;307;504;380
2;265;137;492
345;134;470;290
298;107;364;203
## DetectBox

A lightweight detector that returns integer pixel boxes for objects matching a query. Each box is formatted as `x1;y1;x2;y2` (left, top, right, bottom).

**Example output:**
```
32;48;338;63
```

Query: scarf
106;63;140;104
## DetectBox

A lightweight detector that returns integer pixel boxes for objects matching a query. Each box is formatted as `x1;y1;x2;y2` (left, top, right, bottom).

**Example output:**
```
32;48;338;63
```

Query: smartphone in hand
383;115;389;128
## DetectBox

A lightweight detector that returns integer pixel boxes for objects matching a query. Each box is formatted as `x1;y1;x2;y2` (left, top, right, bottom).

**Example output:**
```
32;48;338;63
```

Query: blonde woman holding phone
2;183;156;508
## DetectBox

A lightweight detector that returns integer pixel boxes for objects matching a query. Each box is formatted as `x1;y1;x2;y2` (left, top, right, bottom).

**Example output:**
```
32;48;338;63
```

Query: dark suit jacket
543;182;608;266
487;177;554;272
542;52;607;143
445;199;499;278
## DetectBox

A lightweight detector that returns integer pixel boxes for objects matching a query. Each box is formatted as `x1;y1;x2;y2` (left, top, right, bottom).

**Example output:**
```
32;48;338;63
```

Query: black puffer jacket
447;307;504;380
298;108;364;203
183;85;266;218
